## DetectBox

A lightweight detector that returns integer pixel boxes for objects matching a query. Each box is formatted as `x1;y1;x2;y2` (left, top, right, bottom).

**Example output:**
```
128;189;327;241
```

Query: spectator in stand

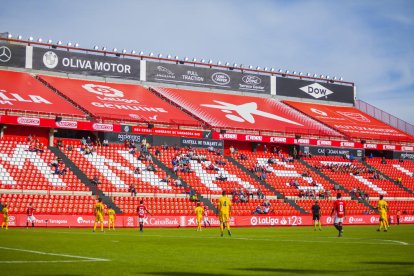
146;154;153;162
129;183;137;196
215;149;222;156
396;177;402;184
103;139;109;147
175;177;183;187
66;144;73;151
229;146;235;154
263;145;268;153
257;188;264;199
259;171;267;181
207;145;214;152
184;186;191;195
207;163;219;171
399;156;404;163
81;137;86;145
86;136;92;146
160;175;170;183
84;146;93;155
55;162;67;175
95;138;101;147
155;148;161;157
90;175;100;195
56;139;63;148
216;173;227;181
253;205;263;214
381;157;387;164
146;162;157;172
239;153;248;160
232;193;240;203
215;158;226;166
247;186;255;199
134;167;141;175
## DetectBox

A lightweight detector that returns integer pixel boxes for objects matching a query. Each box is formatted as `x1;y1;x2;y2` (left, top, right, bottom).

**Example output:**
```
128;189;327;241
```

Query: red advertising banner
154;87;342;137
131;126;203;138
0;70;85;116
39;75;199;126
6;214;414;228
284;101;414;142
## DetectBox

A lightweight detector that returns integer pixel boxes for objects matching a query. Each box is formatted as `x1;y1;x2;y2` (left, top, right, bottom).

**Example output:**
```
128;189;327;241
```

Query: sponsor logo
401;153;414;160
383;145;396;150
56;120;78;129
201;101;302;125
349;217;364;224
242;75;262;85
123;125;130;132
77;217;84;223
337;111;370;122
92;123;113;131
82;84;124;98
340;141;355;147
317;140;332;146
403;216;414;222
270;137;287;143
219;133;238;140
370;216;377;223
364;144;377;149
299;83;333;99
246;135;263;142
250;216;258;226
0;46;12;63
157;66;174;75
295;138;310;144
326;217;332;224
8;216;15;222
17;117;40;126
211;72;231;85
310;108;328;116
401;146;414;151
129;114;141;119
43;51;59;69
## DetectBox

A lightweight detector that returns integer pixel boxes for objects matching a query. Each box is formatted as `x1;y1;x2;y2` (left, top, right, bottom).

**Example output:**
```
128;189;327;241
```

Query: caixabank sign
276;77;355;104
32;47;140;79
147;61;270;94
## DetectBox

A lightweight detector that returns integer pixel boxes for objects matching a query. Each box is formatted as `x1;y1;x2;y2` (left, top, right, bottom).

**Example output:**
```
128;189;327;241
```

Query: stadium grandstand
0;34;413;229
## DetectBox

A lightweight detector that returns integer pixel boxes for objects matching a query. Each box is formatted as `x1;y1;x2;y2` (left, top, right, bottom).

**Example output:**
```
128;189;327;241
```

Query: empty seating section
1;193;96;214
114;196;195;215
150;147;272;196
233;151;337;197
369;200;414;215
212;198;300;216
0;139;88;192
303;156;410;198
65;144;185;194
366;158;414;191
297;199;370;215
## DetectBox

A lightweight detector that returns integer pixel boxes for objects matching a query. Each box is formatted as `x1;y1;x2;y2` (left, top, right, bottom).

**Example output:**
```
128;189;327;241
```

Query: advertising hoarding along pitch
32;47;140;79
276;77;355;104
284;101;414;142
0;42;26;68
39;75;199;125
146;61;270;94
154;87;343;137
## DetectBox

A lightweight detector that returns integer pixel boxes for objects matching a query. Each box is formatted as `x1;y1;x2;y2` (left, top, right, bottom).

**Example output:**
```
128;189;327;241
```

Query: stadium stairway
361;160;414;195
48;146;122;214
148;151;218;213
224;155;308;214
299;159;378;213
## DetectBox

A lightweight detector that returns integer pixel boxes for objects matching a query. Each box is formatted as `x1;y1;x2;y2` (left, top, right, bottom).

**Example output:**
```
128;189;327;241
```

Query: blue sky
1;0;413;124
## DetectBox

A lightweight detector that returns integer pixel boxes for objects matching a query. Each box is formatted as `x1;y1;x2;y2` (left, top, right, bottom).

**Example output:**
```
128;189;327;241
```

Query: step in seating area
303;156;410;198
1;193;97;215
150;147;272;197
113;196;196;215
365;157;414;192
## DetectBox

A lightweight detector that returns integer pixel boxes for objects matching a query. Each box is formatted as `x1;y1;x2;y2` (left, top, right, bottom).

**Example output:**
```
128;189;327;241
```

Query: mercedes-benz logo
0;46;12;63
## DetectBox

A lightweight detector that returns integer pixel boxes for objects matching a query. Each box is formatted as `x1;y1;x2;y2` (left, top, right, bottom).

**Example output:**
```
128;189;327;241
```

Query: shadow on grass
234;268;351;274
361;261;414;266
143;273;233;276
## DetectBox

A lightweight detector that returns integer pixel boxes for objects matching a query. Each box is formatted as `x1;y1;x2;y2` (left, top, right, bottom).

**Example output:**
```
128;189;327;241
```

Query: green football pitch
0;225;413;275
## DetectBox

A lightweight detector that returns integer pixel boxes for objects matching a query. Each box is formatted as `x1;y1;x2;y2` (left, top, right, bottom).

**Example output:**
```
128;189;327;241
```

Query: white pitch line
0;246;110;262
0;260;105;264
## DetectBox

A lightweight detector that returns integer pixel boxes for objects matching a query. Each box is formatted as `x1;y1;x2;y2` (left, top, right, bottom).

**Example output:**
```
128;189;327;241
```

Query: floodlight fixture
94;45;99;50
37;38;43;43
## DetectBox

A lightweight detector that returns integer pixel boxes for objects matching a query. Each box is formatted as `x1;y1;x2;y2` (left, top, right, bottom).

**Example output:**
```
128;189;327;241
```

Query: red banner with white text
6;214;414;228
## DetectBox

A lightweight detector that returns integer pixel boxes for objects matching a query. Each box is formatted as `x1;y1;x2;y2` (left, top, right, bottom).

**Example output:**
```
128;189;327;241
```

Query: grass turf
0;225;413;275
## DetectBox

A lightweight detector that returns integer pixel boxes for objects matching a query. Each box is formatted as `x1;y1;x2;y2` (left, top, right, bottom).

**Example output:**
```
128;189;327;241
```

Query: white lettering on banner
246;135;263;142
337;111;370;123
310;108;328;116
91;102;168;112
299;83;333;99
92;123;113;132
17;117;40;126
0;90;52;105
56;121;78;129
402;146;414;151
201;101;303;125
348;217;364;224
250;216;302;226
335;125;399;135
60;57;132;74
82;84;124;98
295;138;310;144
340;141;355;147
80;149;172;190
211;72;230;85
148;217;179;226
270;137;287;143
383;145;396;150
182;71;204;82
219;133;238;140
317;140;332;146
0;145;66;187
190;160;256;192
364;144;377;149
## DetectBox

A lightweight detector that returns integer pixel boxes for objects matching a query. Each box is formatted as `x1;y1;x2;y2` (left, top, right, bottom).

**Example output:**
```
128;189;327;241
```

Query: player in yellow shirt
194;202;204;232
217;190;232;237
1;203;9;230
377;195;388;232
93;198;105;232
107;207;116;230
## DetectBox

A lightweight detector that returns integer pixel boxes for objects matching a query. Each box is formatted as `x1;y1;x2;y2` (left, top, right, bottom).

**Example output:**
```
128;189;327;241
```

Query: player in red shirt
137;200;152;232
330;193;346;237
203;206;211;228
26;203;36;228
